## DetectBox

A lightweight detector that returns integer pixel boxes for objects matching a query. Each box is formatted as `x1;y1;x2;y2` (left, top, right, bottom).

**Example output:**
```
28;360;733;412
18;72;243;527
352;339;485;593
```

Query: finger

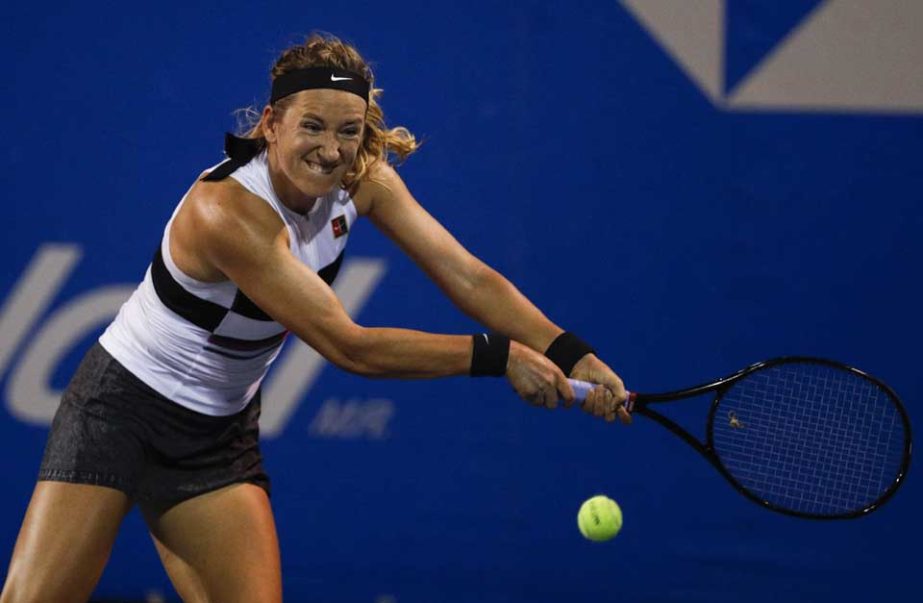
609;381;627;406
554;369;575;407
617;404;633;425
616;388;629;408
580;390;596;415
532;387;550;409
603;388;617;422
545;388;557;410
591;391;605;417
596;386;611;418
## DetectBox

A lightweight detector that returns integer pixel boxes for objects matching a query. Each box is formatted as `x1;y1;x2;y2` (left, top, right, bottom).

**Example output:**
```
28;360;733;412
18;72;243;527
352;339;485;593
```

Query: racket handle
568;379;595;401
567;378;634;408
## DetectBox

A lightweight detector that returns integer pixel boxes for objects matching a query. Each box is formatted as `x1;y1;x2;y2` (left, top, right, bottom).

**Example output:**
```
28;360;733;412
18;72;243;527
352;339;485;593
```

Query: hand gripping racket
569;357;912;519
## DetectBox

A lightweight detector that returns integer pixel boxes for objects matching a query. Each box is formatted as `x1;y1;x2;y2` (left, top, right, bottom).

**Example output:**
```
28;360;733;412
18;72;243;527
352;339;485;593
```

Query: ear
261;105;277;143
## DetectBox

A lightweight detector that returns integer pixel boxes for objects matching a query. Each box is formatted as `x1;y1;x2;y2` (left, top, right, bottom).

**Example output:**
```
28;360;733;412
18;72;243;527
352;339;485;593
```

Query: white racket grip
567;379;595;401
567;378;634;409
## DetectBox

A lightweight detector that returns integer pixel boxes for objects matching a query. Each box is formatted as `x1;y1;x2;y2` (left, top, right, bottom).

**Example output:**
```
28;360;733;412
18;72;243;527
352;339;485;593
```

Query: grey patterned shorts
39;342;270;509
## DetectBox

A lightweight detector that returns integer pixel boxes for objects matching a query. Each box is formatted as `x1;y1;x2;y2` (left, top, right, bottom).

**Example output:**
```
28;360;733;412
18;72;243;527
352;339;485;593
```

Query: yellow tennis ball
577;495;622;542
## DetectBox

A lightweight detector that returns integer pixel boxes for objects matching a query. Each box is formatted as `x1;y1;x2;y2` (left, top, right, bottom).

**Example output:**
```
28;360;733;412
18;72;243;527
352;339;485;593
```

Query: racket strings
712;363;906;516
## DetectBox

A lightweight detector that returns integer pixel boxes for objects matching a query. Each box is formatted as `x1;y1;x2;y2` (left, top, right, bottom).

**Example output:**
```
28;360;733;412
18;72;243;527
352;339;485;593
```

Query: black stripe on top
318;250;345;285
151;247;228;332
201;135;265;182
204;345;279;361
207;331;287;352
150;248;347;332
201;159;244;182
203;330;287;361
230;249;346;319
231;289;274;321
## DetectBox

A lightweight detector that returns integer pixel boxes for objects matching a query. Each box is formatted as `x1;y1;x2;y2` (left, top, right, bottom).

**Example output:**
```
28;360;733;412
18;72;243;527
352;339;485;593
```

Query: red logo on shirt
331;215;349;238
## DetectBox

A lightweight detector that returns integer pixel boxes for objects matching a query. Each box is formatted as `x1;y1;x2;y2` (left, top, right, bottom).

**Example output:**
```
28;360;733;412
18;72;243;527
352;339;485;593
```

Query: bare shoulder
352;160;409;215
185;178;282;240
172;176;287;279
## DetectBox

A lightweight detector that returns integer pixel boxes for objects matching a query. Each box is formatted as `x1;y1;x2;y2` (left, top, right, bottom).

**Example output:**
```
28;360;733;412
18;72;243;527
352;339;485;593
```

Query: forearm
336;327;473;379
452;265;563;353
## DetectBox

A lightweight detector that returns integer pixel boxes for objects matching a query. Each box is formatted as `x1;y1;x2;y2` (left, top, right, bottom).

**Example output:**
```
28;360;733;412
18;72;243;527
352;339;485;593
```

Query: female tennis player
1;34;629;603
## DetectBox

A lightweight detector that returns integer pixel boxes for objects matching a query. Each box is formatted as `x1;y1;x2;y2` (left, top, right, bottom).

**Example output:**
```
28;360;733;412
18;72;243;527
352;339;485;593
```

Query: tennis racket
569;357;912;519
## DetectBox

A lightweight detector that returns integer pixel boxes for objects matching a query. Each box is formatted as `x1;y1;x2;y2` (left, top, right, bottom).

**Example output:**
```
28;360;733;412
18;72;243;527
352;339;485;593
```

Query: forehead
283;89;367;121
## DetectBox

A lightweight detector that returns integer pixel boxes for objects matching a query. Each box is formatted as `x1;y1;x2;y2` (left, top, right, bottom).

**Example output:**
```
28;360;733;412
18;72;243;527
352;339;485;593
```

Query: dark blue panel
1;1;921;602
726;0;826;93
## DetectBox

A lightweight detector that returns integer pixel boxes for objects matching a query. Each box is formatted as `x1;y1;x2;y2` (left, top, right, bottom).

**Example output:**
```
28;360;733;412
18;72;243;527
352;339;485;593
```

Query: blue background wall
2;1;921;601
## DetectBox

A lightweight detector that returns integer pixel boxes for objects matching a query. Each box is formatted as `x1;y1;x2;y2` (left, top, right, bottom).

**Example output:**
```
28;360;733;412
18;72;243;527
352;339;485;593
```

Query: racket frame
629;356;913;520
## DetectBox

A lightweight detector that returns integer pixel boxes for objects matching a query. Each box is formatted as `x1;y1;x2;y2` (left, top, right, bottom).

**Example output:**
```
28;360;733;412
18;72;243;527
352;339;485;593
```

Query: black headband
270;67;370;104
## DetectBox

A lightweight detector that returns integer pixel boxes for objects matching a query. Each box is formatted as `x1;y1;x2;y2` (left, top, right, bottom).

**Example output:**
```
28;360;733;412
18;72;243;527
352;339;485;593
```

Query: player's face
264;89;367;211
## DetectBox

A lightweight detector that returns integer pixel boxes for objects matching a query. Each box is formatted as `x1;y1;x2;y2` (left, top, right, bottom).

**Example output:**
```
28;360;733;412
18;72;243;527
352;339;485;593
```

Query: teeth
305;161;334;175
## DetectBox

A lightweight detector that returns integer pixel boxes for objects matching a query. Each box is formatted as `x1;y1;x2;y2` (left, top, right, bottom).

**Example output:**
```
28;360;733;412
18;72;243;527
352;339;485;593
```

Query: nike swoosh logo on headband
330;75;353;81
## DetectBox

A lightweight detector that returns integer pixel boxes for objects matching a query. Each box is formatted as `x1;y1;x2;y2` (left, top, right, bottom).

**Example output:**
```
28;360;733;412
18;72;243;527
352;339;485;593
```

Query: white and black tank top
100;144;357;415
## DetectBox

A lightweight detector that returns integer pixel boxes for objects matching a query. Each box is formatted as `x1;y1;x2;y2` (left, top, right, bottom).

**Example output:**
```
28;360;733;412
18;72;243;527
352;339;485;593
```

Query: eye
301;121;322;134
340;126;361;138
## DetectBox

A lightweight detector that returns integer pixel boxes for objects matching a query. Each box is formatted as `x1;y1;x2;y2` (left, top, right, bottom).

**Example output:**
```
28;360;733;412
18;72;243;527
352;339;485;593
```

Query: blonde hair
238;33;419;189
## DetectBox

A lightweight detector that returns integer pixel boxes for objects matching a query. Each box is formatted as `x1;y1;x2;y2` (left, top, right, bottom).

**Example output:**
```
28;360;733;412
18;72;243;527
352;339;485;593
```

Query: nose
316;133;340;164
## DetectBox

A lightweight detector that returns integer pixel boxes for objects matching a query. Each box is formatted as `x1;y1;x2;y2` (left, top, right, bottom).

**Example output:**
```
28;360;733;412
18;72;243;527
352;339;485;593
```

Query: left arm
355;163;630;423
356;163;559;351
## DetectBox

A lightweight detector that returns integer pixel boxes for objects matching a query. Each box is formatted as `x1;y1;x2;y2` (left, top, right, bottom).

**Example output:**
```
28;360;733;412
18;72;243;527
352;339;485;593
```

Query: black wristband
470;333;510;377
544;332;595;375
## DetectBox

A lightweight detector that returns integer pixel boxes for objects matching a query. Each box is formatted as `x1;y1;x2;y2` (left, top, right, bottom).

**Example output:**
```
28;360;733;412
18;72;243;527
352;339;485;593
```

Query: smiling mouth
304;160;336;175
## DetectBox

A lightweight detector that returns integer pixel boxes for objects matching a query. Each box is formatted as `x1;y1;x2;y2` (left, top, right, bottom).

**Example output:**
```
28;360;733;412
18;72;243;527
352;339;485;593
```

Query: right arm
178;181;568;405
186;182;470;378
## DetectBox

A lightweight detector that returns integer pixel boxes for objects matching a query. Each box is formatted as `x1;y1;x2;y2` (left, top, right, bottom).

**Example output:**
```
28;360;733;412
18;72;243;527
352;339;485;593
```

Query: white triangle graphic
619;0;725;102
729;0;923;114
